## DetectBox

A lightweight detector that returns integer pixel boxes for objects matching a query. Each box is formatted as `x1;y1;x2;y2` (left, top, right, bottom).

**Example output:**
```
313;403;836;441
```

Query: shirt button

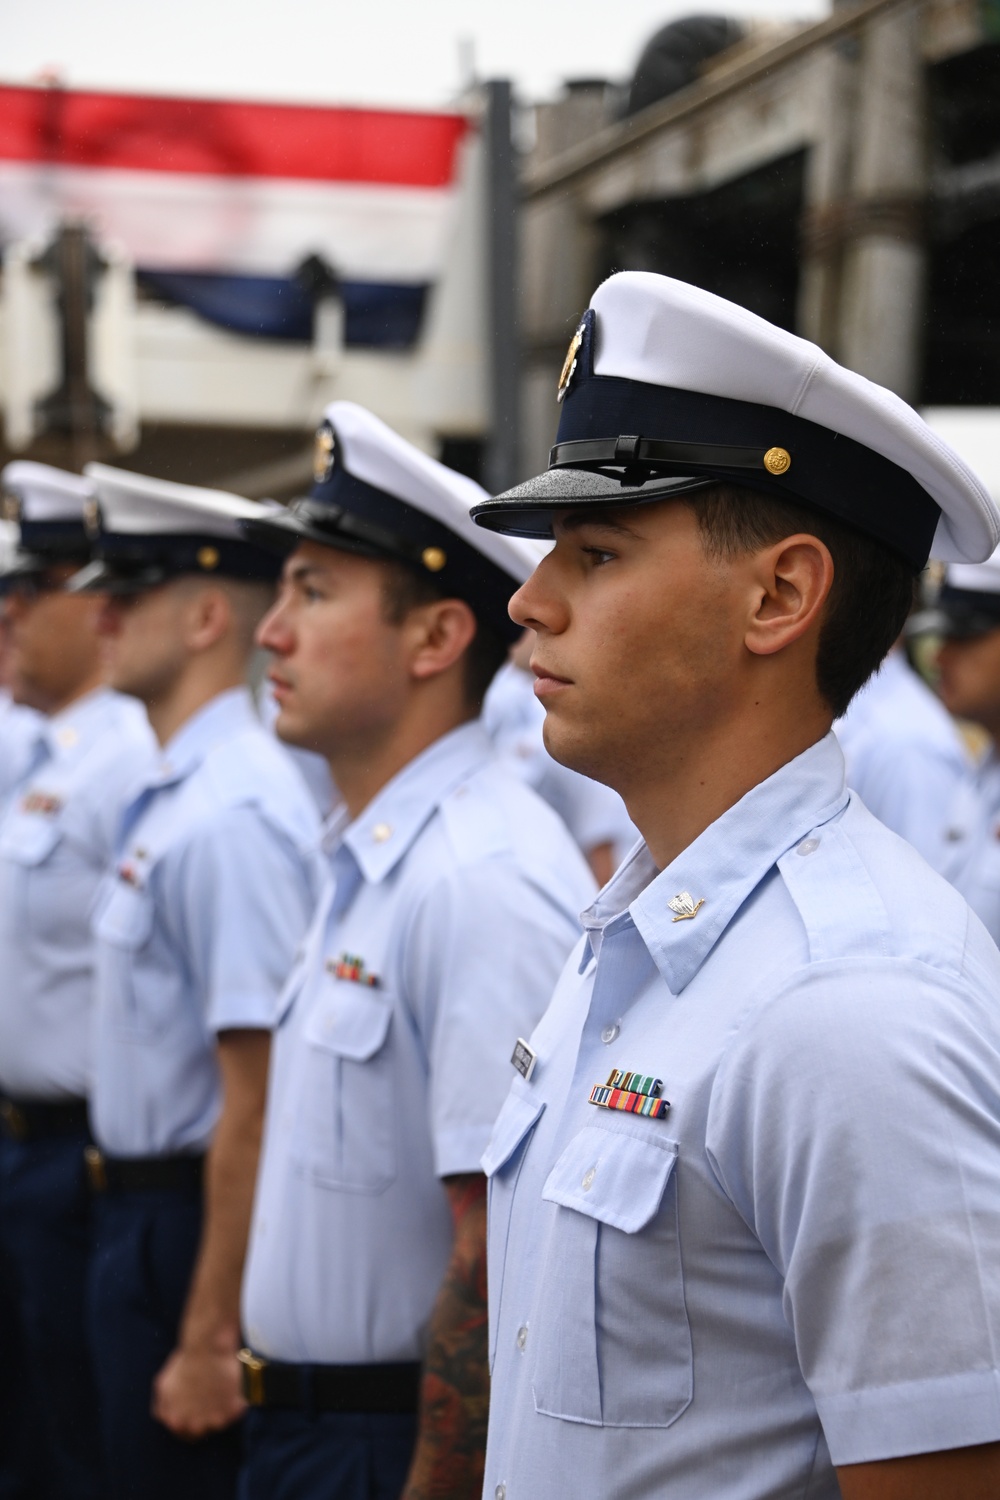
600;1021;620;1045
516;1325;528;1351
796;837;820;856
495;1485;506;1500
582;1167;596;1192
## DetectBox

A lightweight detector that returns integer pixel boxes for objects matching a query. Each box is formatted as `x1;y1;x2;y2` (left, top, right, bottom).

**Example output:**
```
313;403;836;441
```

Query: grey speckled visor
469;468;715;538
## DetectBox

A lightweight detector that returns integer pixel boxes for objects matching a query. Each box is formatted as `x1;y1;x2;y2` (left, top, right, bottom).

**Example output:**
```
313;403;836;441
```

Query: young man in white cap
72;470;321;1500
0;462;156;1500
0;515;43;807
235;402;594;1500
471;272;1000;1500
912;548;1000;942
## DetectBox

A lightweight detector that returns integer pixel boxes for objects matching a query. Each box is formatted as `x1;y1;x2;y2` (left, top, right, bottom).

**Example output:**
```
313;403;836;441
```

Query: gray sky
1;0;826;109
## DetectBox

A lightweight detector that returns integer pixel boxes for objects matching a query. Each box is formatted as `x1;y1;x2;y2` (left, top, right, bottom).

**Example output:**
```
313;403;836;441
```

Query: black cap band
75;531;281;592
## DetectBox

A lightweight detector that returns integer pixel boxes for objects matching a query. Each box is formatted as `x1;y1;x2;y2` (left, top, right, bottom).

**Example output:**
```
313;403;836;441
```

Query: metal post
484;80;521;495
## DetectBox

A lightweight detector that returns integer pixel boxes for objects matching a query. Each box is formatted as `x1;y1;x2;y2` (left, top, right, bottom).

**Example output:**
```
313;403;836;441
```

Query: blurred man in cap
73;469;320;1500
236;402;593;1500
0;462;155;1500
472;271;1000;1500
917;546;1000;943
0;515;43;807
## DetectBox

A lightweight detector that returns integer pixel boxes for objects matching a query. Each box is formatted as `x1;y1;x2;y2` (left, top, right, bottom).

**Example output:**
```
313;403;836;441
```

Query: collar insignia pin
668;891;704;922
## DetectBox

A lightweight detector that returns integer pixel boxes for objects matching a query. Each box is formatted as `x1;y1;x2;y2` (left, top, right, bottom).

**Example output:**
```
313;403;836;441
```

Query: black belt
0;1096;90;1142
84;1148;204;1195
238;1349;421;1414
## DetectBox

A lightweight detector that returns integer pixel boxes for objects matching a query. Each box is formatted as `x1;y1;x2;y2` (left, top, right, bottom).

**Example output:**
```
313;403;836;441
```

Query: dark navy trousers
88;1187;242;1500
238;1408;417;1500
0;1130;104;1500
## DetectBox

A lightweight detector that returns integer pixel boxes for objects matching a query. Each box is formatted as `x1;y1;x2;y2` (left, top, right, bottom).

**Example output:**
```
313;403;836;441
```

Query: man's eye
582;546;616;566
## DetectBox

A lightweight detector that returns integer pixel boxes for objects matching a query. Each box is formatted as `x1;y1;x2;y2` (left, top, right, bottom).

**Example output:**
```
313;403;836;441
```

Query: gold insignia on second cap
83;498;101;538
197;546;220;570
1;493;20;523
557;319;586;403
313;423;336;484
422;546;447;572
763;446;792;476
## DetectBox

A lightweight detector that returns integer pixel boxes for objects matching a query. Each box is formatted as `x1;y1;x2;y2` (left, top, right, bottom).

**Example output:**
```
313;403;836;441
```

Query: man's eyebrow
556;509;643;538
285;560;327;583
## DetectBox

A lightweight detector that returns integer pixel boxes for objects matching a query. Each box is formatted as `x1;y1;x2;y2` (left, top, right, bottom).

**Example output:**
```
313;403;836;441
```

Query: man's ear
407;597;477;683
744;534;834;659
185;585;232;654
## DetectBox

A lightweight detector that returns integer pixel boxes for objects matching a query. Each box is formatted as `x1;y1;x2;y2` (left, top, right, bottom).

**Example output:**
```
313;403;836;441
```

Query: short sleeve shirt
0;692;44;810
0;689;155;1099
835;649;970;868
483;734;1000;1500
241;721;596;1365
937;747;1000;944
90;687;321;1157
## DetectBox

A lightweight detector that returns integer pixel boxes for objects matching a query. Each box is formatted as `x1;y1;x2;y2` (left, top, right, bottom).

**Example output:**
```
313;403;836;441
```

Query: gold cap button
763;447;791;476
197;546;220;570
421;547;447;573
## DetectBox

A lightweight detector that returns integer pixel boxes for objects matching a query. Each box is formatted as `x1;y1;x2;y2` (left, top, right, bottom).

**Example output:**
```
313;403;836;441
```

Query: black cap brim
470;467;715;537
239;504;387;562
66;559;171;596
908;606;1000;641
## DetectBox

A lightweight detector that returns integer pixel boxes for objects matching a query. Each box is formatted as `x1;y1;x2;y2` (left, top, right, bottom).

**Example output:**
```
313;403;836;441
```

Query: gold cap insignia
557;318;586;403
197;546;220;570
763;447;791;476
313;423;336;484
1;493;21;523
83;497;101;538
421;546;447;572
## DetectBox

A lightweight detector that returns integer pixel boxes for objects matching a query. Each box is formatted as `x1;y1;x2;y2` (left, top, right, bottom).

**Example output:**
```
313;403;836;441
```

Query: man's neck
331;705;477;822
146;670;244;748
42;668;106;720
622;702;833;872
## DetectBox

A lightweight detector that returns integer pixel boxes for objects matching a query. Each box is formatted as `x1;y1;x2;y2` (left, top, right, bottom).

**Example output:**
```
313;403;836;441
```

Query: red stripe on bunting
0;84;468;186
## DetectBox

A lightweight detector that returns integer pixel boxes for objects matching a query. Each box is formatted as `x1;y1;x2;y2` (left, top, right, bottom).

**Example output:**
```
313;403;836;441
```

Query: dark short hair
379;561;508;710
685;483;916;718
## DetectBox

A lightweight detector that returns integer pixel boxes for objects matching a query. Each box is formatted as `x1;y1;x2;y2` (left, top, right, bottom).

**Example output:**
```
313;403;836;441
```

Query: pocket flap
542;1124;677;1233
93;879;154;950
481;1088;546;1177
304;989;392;1061
0;814;61;866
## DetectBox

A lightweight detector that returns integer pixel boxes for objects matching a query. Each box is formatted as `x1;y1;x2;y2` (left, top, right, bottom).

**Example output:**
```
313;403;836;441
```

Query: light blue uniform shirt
0;689;155;1100
242;721;595;1364
483;733;1000;1500
835;647;969;868
937;748;1000;944
91;687;321;1157
484;663;639;867
0;690;45;810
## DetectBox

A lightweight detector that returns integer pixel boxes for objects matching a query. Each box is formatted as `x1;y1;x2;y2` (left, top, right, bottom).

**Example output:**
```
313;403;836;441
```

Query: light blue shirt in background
835;647;969;868
483;733;1000;1500
90;687;321;1157
0;690;45;810
242;721;595;1365
0;688;155;1100
938;747;1000;945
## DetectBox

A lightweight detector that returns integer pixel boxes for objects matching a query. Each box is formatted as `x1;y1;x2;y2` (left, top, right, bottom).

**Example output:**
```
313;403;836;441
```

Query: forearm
402;1174;489;1500
179;1030;269;1351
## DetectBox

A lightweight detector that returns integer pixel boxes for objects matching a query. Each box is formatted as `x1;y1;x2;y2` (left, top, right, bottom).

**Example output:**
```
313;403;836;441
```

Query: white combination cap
243;402;547;643
1;461;95;560
471;271;1000;569
70;465;283;594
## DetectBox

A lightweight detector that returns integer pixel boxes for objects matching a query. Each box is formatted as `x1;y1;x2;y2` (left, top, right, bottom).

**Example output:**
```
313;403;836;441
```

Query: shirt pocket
291;984;396;1194
93;878;161;1036
482;1086;546;1370
0;814;64;932
531;1121;692;1429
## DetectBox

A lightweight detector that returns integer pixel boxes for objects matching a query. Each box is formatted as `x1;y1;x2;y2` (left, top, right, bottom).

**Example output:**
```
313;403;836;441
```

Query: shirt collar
43;687;121;761
328;720;493;884
580;732;849;993
154;686;257;786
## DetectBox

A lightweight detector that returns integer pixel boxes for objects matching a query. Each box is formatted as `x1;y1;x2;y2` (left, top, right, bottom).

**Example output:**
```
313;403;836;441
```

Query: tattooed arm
401;1173;489;1500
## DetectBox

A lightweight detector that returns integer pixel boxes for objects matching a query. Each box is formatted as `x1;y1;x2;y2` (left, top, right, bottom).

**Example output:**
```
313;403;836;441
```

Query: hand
152;1340;246;1439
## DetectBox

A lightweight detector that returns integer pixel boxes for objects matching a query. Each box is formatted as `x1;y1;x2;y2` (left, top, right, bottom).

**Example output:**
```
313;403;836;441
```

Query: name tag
511;1037;537;1083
